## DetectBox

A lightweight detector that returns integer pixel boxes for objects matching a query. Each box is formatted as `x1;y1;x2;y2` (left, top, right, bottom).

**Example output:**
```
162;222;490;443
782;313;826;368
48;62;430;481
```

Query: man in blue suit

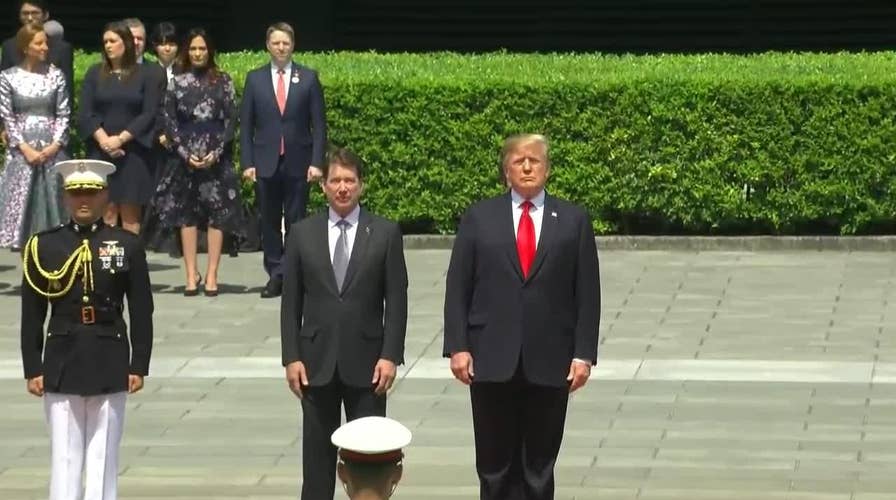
240;22;328;298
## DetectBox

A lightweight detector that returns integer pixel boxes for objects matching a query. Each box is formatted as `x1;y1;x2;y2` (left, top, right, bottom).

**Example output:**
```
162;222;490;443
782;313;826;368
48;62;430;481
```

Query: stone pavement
0;247;895;499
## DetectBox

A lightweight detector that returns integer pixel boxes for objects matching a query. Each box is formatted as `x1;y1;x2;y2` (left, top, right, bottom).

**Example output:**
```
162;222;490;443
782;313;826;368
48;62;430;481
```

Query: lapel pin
551;211;558;217
291;70;300;84
365;226;370;234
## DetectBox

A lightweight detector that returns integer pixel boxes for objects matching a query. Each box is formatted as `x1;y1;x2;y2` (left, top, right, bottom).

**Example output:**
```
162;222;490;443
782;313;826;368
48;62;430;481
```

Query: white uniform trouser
43;392;127;500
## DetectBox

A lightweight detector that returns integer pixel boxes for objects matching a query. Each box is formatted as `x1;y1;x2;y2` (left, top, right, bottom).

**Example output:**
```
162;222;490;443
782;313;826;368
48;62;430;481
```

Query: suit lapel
340;209;371;294
313;213;339;296
501;193;524;281
526;194;558;281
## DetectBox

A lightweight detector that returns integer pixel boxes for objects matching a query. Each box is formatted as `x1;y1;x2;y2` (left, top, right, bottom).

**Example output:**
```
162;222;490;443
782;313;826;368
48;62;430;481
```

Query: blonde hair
498;134;550;184
500;134;550;168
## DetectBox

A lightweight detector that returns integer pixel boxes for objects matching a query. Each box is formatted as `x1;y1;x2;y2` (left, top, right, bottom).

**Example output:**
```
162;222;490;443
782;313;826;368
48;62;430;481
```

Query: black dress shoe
260;279;282;298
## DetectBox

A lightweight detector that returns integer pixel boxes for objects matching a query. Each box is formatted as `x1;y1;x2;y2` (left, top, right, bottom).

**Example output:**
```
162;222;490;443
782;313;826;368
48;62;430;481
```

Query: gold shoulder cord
22;236;95;300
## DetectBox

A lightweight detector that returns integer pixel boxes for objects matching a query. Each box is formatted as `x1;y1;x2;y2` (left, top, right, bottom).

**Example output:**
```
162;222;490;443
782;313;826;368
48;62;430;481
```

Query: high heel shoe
183;273;202;297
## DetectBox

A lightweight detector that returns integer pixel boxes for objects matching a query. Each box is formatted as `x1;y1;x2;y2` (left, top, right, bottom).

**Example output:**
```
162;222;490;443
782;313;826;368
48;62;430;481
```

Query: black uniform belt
52;304;122;325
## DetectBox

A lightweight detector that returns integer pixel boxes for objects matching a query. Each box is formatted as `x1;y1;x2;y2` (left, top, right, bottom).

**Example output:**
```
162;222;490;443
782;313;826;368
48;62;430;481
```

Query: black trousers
470;364;569;500
300;374;386;500
256;156;309;279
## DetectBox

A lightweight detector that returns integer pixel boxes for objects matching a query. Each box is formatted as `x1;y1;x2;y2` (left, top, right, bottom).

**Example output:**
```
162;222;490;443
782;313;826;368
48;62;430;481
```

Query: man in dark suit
241;21;328;298
443;134;601;500
0;1;73;103
281;147;407;500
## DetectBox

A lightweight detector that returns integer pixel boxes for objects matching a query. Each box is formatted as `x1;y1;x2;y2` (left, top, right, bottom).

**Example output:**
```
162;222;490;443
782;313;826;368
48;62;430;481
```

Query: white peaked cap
331;416;412;463
52;159;116;190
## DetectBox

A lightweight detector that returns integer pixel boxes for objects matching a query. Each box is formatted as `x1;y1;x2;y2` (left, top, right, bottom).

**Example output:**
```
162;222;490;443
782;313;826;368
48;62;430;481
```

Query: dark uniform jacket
20;219;153;395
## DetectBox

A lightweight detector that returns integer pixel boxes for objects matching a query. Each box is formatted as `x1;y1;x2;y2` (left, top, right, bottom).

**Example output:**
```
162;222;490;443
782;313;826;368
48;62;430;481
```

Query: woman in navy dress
79;21;162;235
153;28;242;296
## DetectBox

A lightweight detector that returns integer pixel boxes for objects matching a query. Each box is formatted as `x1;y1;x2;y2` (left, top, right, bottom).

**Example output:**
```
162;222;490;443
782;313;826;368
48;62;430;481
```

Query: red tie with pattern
276;69;286;155
517;200;535;278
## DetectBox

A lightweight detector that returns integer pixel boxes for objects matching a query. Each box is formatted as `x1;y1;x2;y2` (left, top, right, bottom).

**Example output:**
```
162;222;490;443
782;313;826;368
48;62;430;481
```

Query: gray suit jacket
280;208;408;387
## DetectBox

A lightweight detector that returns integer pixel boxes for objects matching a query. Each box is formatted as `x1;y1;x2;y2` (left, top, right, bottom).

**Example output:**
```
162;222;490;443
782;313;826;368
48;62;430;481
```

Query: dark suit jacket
443;191;601;387
281;208;408;387
239;61;327;178
1;36;73;103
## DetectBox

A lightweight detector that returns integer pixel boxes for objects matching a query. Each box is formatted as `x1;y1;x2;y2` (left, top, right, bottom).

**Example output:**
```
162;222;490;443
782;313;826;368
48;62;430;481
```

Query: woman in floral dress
153;28;242;296
0;24;68;249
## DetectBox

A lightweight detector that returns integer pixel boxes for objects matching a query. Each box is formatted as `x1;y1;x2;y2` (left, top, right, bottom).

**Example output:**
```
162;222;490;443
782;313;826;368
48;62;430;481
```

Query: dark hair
15;22;43;56
325;148;366;181
18;1;48;12
178;28;220;80
100;21;137;79
150;21;177;46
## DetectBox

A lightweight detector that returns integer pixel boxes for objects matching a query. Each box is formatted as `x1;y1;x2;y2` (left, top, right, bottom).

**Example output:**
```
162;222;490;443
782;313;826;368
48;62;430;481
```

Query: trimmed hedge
20;51;896;234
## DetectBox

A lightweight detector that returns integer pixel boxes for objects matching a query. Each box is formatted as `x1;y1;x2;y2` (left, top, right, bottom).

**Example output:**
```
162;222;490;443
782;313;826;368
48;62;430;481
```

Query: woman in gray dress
0;23;68;249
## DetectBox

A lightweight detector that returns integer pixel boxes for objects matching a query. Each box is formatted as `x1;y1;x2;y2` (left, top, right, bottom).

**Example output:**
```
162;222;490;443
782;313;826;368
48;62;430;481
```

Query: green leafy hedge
23;52;896;234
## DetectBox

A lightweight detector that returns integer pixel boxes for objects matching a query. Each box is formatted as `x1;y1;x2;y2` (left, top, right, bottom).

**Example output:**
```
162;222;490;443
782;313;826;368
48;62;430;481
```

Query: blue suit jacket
239;62;327;178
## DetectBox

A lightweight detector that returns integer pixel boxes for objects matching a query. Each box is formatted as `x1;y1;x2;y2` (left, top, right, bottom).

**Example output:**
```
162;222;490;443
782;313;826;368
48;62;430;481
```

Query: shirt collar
68;218;104;234
328;205;361;228
271;61;293;74
510;189;546;209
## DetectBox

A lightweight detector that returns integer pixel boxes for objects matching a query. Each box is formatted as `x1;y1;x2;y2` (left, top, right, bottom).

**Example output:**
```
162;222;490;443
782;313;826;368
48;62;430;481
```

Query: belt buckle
81;306;95;325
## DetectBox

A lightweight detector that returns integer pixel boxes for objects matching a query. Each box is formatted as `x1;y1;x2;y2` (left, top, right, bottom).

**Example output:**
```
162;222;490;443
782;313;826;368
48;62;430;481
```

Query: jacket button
47;332;52;337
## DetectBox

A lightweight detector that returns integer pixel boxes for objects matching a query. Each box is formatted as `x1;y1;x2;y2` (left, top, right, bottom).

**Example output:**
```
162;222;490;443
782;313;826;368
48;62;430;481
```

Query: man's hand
109;148;126;159
307;165;322;183
372;359;397;395
450;351;474;385
26;376;44;397
128;374;144;394
566;360;591;393
242;167;257;182
285;361;309;399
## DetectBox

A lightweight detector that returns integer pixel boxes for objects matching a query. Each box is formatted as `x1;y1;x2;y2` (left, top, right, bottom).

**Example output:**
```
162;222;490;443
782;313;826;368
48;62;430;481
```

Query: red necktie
276;69;286;155
517;200;536;278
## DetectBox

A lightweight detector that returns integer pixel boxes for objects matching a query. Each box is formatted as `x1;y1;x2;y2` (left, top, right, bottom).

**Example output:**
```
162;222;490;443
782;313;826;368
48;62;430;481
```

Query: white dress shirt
328;205;361;264
510;189;546;246
271;62;293;102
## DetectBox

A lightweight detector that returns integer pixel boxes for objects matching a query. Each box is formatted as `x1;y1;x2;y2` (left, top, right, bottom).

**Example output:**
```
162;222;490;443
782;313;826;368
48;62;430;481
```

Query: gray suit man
280;147;408;500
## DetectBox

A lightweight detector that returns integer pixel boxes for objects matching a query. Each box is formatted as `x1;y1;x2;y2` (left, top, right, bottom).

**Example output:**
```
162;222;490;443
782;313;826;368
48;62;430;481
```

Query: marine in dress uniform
331;416;412;500
20;159;154;500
